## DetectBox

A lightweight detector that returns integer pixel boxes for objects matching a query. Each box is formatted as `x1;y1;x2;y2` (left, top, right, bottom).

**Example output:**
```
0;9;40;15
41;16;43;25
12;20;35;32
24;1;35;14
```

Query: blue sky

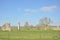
0;0;60;26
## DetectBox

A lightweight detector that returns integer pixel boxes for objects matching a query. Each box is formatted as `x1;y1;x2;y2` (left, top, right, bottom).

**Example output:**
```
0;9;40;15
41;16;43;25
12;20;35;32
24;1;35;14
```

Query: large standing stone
1;22;11;31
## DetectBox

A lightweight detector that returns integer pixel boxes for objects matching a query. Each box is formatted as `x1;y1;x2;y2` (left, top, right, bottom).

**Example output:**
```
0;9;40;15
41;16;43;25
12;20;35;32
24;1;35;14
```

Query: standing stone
2;22;11;31
18;22;20;30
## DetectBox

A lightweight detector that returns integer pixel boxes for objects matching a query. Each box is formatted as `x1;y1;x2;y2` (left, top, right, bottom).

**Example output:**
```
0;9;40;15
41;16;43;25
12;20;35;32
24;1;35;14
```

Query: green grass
0;29;60;40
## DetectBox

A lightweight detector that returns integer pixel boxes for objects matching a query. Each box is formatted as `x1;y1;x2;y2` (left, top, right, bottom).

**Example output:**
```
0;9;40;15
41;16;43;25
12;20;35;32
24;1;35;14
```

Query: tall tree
24;21;29;29
39;17;52;30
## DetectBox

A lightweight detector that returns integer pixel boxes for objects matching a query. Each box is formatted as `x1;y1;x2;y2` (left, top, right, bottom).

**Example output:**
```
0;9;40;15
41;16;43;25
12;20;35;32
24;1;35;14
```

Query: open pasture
0;29;60;40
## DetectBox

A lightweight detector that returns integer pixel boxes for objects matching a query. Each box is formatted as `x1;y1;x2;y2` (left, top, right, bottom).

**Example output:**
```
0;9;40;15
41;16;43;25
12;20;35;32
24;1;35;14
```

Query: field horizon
0;29;60;40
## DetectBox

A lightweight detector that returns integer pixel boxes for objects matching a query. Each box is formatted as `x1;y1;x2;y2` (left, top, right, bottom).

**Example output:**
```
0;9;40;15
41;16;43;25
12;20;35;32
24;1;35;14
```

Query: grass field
0;29;60;40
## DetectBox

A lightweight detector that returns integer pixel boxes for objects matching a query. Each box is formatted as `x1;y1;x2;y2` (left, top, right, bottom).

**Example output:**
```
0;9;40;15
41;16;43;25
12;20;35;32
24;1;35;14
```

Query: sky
0;0;60;26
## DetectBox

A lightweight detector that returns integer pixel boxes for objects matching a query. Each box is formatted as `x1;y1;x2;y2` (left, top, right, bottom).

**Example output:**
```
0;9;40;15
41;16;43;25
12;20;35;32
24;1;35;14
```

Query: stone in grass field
1;22;11;31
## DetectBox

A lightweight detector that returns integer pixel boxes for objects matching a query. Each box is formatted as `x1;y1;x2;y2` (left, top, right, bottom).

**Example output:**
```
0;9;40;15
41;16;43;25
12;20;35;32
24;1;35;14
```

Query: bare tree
24;21;29;29
30;25;34;29
39;17;52;30
30;25;33;27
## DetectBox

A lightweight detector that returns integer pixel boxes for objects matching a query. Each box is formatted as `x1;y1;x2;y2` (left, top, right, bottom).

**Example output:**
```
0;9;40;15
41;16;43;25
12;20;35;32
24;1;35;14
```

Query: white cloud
18;5;58;13
40;6;58;12
24;9;38;13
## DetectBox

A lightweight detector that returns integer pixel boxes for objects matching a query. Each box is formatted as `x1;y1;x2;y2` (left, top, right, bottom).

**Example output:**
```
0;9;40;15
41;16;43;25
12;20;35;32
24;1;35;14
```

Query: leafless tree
24;21;29;29
39;17;52;30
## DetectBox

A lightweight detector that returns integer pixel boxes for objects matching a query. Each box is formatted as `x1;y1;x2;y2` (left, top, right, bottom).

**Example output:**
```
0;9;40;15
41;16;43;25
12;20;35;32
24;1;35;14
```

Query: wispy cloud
17;5;58;13
40;5;58;12
24;9;38;13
